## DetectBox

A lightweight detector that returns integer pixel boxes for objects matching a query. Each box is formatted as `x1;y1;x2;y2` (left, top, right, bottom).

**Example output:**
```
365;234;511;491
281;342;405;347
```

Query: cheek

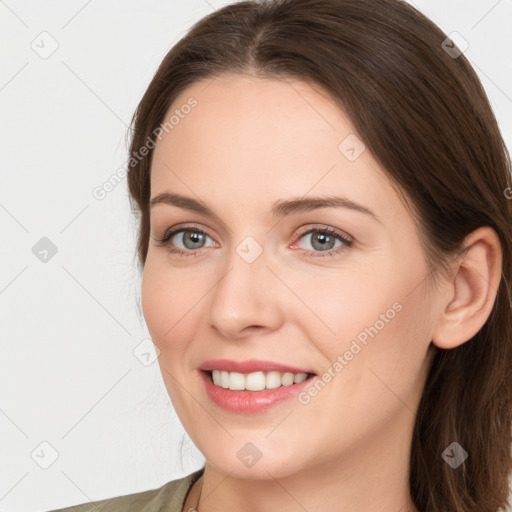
141;264;167;341
294;255;433;395
141;261;203;411
284;264;407;351
141;260;198;351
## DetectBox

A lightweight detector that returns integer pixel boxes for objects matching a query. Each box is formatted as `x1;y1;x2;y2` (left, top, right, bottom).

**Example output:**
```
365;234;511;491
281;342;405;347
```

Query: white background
1;1;511;511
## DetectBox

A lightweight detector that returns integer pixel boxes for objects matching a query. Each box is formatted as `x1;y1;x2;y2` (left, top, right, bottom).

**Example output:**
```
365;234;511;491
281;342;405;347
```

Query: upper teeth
211;370;309;391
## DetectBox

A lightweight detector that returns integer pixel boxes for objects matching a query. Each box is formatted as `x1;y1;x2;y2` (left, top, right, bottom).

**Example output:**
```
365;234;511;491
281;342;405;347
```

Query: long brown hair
126;1;512;510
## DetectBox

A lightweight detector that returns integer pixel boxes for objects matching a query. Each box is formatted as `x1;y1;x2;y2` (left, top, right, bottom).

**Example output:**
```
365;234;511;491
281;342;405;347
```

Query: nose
207;243;285;339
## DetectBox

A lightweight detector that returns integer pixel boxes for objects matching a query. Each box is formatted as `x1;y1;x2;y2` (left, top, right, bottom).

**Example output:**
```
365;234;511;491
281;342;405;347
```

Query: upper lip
198;359;315;375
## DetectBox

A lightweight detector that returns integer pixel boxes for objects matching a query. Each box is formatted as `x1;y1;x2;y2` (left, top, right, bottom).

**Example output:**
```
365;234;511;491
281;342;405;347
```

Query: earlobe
432;227;502;350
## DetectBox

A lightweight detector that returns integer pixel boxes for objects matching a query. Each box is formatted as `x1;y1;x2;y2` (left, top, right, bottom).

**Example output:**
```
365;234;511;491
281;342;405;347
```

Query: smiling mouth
203;369;316;392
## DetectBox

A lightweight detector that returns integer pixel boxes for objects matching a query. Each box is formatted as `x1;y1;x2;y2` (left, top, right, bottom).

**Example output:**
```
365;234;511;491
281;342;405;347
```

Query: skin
141;73;502;512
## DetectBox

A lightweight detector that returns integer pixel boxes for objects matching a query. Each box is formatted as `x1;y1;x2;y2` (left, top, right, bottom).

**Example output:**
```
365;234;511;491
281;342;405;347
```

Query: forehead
150;74;402;222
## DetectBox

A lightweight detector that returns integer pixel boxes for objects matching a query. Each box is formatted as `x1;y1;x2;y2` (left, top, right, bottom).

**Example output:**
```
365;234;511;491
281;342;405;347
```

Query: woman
51;0;512;510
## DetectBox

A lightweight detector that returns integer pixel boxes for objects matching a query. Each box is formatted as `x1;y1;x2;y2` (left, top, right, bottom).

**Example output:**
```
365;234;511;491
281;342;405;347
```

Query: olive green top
48;467;205;512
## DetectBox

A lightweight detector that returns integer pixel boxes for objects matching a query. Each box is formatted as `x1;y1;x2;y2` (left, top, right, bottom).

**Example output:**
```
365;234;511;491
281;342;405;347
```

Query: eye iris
311;232;336;251
183;230;206;249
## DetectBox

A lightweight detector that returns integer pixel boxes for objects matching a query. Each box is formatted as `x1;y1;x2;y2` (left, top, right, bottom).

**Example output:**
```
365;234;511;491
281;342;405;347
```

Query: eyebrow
149;192;381;223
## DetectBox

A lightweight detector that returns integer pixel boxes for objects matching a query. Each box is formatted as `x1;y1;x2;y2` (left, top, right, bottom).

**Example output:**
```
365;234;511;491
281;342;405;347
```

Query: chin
201;442;309;481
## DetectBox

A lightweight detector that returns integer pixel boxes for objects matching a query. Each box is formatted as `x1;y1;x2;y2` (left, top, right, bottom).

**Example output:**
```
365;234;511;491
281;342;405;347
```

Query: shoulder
47;467;205;512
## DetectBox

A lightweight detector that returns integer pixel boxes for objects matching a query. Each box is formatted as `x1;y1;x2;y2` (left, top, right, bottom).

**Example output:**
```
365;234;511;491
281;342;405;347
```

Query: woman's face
142;74;439;479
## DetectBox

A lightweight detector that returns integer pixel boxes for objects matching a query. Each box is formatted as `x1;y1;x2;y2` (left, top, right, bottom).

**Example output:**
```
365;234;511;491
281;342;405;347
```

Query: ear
432;226;502;349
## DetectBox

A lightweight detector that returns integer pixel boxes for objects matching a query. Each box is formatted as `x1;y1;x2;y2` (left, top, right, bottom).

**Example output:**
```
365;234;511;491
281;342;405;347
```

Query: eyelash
154;224;353;259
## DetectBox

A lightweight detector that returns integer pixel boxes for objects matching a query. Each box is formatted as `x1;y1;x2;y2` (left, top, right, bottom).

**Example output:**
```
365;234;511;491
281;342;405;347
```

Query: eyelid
292;224;353;243
154;222;215;243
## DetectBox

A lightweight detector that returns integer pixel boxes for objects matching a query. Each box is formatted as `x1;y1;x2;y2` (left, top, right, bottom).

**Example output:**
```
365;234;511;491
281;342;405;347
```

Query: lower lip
199;370;316;413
